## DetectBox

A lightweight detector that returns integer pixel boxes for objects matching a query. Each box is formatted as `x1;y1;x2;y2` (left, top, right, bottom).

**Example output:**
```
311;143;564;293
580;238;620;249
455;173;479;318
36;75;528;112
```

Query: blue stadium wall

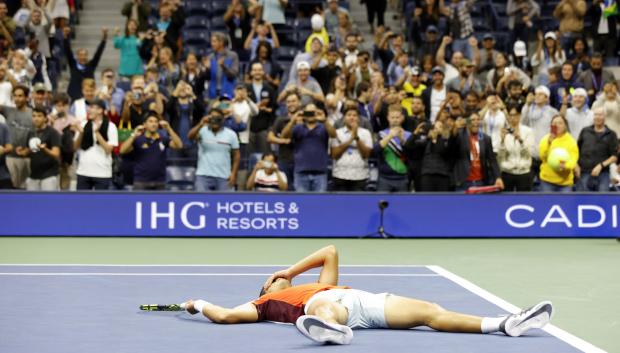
0;193;618;238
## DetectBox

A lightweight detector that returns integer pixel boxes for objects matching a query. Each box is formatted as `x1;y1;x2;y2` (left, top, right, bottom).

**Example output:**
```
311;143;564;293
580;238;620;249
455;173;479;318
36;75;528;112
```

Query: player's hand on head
263;269;292;291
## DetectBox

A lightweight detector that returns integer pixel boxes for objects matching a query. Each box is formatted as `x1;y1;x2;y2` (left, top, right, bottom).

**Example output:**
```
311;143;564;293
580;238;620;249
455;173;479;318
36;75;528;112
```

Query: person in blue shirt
188;108;240;191
119;112;183;190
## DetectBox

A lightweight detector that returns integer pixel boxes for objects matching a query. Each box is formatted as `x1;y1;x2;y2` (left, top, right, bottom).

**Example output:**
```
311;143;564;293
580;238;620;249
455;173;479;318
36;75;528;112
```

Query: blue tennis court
0;265;600;353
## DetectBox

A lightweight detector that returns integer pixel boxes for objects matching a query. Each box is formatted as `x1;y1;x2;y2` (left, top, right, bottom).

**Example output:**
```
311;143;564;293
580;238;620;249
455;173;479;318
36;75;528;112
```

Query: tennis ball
547;147;570;171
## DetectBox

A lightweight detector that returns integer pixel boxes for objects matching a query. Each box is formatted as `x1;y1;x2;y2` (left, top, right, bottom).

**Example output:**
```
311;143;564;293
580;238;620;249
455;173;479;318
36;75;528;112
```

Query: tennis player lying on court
154;246;553;345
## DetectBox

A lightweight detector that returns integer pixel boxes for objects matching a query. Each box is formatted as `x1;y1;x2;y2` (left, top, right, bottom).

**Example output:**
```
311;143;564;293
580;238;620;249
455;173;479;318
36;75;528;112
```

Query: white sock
180;302;188;310
481;317;504;333
192;300;210;313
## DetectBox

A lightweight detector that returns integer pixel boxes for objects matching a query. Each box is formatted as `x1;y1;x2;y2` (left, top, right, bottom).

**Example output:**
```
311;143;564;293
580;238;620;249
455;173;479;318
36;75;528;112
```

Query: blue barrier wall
0;193;618;237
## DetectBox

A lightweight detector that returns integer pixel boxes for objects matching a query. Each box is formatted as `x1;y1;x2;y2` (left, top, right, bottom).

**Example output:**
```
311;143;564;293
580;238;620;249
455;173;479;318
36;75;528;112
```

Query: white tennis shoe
500;301;554;337
296;315;354;345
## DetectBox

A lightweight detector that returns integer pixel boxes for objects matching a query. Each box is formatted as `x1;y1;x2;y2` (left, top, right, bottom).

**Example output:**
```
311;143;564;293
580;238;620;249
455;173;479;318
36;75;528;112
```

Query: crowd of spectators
0;0;619;193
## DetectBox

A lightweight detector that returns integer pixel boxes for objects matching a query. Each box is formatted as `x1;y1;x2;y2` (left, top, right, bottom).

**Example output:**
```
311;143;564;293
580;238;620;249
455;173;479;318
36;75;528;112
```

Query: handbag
117;120;133;143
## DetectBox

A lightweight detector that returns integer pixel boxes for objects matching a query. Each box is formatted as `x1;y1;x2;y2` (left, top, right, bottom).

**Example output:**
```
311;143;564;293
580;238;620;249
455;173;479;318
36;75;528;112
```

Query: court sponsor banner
0;193;618;237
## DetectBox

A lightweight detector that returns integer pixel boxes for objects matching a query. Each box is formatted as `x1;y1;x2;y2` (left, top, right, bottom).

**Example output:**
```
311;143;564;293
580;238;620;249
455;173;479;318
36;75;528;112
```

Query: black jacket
64;39;106;101
246;82;277;133
165;98;204;134
453;129;500;187
577;125;619;172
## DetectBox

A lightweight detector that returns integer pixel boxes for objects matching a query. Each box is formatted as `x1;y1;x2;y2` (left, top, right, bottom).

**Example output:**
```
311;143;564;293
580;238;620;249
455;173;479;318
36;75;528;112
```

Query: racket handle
140;304;183;311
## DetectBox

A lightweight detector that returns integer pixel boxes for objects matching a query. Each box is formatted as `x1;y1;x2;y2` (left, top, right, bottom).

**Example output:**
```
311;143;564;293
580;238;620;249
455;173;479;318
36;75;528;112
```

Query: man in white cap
278;61;324;106
289;36;326;84
511;40;532;78
561;87;592;140
521;85;558;166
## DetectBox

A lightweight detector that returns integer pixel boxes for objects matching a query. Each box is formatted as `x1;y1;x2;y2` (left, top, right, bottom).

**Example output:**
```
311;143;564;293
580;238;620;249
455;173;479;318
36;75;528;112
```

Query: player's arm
263;245;339;290
186;300;259;324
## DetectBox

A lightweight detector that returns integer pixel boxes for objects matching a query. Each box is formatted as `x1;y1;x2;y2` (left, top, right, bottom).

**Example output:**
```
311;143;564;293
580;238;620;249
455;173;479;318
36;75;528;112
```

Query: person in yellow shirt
539;114;579;192
305;14;330;53
401;67;427;116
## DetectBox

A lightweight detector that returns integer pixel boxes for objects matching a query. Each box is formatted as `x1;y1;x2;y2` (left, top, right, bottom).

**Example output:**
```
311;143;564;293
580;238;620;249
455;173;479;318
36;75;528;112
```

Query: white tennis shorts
305;289;390;329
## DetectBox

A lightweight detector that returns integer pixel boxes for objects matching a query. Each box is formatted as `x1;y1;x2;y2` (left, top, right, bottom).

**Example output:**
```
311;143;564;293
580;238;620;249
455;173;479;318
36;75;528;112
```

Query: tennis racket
140;304;184;311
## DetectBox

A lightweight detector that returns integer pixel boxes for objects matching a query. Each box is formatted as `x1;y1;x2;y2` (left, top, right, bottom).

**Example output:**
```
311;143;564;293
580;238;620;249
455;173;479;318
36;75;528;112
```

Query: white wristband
193;299;210;313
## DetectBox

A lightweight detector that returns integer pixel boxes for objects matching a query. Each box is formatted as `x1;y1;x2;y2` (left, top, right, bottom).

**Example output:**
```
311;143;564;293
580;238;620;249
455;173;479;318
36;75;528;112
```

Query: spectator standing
548;62;583;109
243;20;280;60
166;80;203;158
453;114;504;191
27;7;52;59
439;0;475;60
592;83;620;136
15;106;60;190
497;105;534;191
224;0;252;53
0;85;32;188
279;61;324;106
246;152;287;191
362;0;386;32
374;105;411;192
422;66;447;123
268;91;299;189
96;69;125;119
281;103;336;192
73;99;118;190
120;113;182;190
188;108;240;192
588;0;618;63
49;93;77;190
249;0;287;25
539;114;579;192
0;120;13;188
413;120;454;192
507;0;540;43
330;107;372;191
553;0;587;52
63;27;107;101
531;31;566;86
521;86;559;162
121;0;151;33
578;53;615;104
480;94;508;153
204;32;239;100
325;0;349;36
576;107;619;191
245;62;276;169
70;78;97;122
248;41;283;88
446;59;482;97
113;20;144;78
561;88;593;140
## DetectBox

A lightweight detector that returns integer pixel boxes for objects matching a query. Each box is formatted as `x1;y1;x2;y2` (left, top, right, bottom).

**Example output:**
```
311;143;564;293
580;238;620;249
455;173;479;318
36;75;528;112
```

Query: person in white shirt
72;99;118;190
498;105;535;191
480;94;507;153
330;107;372;191
561;87;592;140
70;78;97;123
246;152;287;192
424;66;447;123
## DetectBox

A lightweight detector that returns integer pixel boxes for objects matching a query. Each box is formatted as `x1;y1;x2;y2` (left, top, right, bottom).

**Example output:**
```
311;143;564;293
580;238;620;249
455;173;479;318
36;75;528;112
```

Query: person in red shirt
181;246;552;345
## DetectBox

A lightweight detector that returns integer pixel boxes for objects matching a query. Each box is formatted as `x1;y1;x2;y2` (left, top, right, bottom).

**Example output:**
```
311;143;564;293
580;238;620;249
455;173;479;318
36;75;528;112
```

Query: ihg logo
135;201;208;230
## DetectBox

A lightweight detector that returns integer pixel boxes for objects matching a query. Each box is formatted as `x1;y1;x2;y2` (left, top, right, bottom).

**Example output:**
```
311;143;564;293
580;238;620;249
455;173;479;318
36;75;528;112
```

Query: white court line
0;273;439;277
428;265;607;353
0;264;429;267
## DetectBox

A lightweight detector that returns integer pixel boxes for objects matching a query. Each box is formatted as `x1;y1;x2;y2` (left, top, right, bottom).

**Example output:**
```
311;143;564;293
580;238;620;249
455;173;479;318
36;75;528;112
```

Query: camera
507;127;514;134
56;111;65;119
133;91;142;101
378;200;389;210
302;110;315;117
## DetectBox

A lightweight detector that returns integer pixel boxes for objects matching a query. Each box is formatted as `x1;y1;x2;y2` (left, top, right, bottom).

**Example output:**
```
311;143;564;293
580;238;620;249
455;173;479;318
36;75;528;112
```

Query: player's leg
384;295;553;337
297;300;353;345
384;295;483;332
